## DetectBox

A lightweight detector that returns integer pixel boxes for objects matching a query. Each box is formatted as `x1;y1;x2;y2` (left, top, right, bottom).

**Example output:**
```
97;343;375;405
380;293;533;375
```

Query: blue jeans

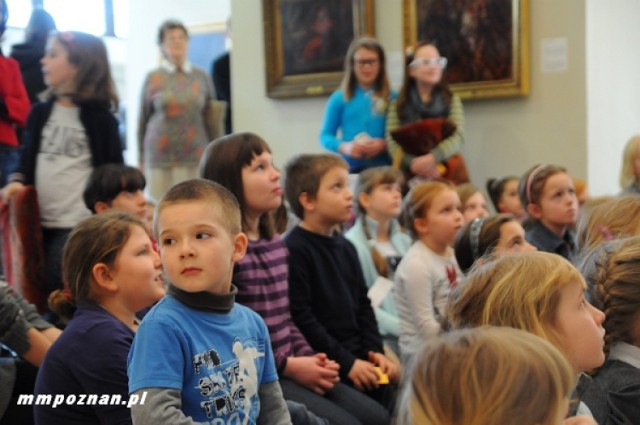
281;378;391;425
0;147;19;187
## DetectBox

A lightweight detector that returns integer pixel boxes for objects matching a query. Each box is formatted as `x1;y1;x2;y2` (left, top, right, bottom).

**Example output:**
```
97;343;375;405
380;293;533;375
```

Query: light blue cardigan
345;215;412;338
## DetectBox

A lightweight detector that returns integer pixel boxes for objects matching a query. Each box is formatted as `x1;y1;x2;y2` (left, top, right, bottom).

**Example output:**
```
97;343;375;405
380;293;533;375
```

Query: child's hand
340;141;367;159
410;153;439;178
368;351;399;385
363;138;387;158
283;356;339;395
563;415;597;425
348;359;379;392
314;352;340;373
1;182;24;204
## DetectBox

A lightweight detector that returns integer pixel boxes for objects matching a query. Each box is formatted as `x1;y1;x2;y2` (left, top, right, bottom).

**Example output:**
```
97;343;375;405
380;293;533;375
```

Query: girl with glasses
319;37;394;174
386;41;466;185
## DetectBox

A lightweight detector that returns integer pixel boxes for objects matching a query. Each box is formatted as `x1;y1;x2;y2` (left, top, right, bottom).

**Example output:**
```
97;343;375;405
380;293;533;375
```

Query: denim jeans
0;146;19;187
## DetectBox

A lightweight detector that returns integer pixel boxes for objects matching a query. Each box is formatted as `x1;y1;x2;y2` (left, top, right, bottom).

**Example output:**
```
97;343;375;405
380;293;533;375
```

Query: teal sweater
345;216;412;338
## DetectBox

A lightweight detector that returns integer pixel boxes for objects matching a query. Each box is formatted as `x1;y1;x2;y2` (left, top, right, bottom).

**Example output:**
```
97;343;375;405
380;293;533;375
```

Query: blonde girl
2;31;123;301
486;175;525;220
319;36;394;173
578;236;640;424
394;180;463;363
455;183;489;222
386;41;464;180
200;133;391;425
575;195;640;257
453;213;536;274
33;212;164;424
518;164;578;259
345;166;412;353
618;134;640;195
398;326;575;425
447;251;605;419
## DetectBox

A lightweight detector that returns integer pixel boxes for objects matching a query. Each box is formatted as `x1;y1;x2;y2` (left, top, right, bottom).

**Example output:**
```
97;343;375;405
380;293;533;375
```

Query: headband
525;164;548;205
469;217;486;260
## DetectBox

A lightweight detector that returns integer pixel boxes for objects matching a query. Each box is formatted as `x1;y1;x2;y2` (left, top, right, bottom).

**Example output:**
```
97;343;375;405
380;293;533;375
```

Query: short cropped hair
157;19;188;44
83;164;146;213
155;179;241;237
284;153;348;220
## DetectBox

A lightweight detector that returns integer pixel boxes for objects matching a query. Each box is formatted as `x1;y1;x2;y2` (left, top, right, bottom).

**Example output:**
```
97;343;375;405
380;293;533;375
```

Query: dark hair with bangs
83;164;146;213
199;133;277;239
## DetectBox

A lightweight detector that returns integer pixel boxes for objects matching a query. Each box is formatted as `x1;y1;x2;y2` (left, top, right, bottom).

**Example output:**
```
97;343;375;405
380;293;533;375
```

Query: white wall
586;0;640;195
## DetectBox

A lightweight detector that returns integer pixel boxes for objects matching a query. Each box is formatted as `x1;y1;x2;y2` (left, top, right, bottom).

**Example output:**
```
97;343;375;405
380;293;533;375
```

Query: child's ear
92;263;118;293
232;232;248;262
299;192;315;212
358;192;371;211
527;202;543;220
94;201;110;214
413;217;428;235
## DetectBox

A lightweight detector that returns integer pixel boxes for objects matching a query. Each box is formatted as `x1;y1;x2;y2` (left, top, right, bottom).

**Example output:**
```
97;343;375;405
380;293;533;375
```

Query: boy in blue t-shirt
127;179;290;424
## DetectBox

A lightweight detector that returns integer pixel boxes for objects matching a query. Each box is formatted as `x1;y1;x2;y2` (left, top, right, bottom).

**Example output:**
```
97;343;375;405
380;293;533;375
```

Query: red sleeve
0;57;31;126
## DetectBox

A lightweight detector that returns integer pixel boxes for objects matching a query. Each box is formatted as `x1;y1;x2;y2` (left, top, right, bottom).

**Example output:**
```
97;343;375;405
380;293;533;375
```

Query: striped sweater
233;235;314;373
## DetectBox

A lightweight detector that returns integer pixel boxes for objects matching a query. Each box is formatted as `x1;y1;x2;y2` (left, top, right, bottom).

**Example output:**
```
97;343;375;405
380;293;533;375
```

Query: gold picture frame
263;0;374;99
402;0;529;100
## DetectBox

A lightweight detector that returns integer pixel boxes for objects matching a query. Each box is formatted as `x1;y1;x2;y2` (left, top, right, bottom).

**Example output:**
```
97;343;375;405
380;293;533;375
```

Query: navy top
525;220;575;260
34;301;134;425
285;225;383;382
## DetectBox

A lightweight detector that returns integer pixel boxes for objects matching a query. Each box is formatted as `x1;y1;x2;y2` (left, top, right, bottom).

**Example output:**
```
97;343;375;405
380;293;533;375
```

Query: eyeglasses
355;58;380;67
409;57;448;69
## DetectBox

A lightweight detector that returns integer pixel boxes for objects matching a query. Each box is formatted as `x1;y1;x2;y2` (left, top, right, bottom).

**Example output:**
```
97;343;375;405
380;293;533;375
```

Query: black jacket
10;99;123;185
10;40;47;104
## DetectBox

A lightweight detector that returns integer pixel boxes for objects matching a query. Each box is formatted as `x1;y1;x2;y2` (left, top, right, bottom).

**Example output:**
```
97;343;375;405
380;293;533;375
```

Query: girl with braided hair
345;166;411;355
578;236;640;424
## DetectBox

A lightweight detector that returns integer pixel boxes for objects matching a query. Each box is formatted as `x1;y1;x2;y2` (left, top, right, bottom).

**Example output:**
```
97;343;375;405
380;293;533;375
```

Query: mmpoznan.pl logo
17;392;147;409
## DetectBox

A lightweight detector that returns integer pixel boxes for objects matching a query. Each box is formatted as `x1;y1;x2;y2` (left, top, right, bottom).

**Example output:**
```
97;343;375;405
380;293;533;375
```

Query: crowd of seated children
200;133;390;425
446;251;604;421
283;153;399;412
6;18;639;422
34;212;163;424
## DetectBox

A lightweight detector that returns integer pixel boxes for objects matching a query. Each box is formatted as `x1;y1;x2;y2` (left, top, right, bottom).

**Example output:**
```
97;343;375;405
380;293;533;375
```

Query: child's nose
153;250;162;267
590;303;605;325
179;240;196;257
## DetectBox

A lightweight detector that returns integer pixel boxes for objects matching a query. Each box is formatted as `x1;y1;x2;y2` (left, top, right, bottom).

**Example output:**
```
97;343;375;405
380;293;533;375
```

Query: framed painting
263;0;374;99
402;0;529;100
